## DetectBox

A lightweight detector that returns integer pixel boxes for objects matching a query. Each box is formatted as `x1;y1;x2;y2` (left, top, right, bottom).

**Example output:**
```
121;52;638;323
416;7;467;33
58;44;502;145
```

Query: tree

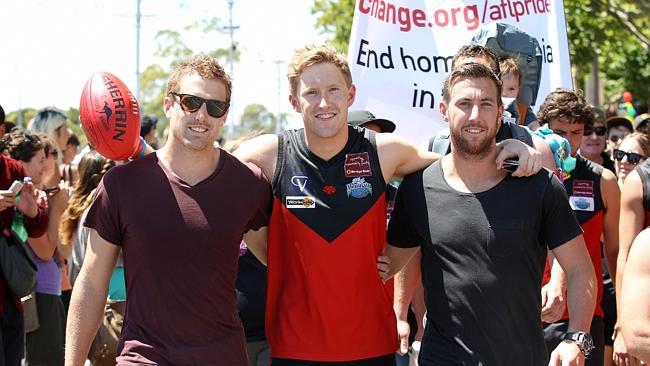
565;0;650;104
312;0;355;53
236;103;277;136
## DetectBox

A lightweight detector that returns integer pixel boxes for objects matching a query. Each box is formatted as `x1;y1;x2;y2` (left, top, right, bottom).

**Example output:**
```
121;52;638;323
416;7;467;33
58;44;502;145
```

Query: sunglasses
583;126;607;136
613;149;645;165
170;92;229;118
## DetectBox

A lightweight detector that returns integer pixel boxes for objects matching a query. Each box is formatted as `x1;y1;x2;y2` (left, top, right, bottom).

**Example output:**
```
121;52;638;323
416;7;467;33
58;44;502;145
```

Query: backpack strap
509;123;534;147
638;164;650;212
429;128;452;155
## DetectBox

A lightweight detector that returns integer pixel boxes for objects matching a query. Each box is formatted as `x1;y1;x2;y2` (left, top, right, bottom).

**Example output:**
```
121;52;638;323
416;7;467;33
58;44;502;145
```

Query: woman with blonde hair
27;107;71;187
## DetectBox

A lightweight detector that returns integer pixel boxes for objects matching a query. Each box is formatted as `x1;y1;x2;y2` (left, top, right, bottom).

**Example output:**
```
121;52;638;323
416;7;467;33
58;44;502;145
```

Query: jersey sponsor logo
344;152;372;177
290;175;309;192
572;180;594;197
346;177;372;198
569;196;595;211
286;196;316;208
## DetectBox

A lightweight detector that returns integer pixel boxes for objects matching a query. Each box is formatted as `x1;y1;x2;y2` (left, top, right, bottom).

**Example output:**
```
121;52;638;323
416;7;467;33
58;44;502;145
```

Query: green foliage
224;103;290;140
312;0;355;53
65;107;87;147
566;0;650;103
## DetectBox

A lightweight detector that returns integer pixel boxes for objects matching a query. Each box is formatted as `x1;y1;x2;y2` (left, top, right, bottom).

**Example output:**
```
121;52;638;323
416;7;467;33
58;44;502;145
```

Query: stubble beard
450;125;497;161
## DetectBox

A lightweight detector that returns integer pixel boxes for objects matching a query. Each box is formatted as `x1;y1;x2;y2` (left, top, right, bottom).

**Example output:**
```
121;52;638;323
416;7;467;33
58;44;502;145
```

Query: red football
79;72;141;161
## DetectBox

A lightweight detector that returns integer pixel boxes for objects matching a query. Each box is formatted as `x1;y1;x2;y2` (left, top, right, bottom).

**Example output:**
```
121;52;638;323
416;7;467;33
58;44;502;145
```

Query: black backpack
471;22;543;107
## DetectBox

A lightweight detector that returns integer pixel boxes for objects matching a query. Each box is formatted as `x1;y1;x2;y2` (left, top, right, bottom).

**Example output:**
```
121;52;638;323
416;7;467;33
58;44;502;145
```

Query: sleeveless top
266;126;397;361
543;154;605;318
635;160;650;227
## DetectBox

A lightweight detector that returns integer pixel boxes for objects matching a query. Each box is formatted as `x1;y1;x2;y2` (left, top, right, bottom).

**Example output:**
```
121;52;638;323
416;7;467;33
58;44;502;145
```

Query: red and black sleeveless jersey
635;160;650;227
266;126;397;361
543;154;605;319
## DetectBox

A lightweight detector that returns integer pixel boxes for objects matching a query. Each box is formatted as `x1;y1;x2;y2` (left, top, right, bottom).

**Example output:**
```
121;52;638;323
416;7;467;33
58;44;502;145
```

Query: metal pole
222;0;239;129
274;60;283;133
136;0;142;106
227;0;234;81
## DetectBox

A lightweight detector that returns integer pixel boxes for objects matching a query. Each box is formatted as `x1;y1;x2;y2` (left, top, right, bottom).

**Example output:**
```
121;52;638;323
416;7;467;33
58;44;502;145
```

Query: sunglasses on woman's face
613;149;645;165
170;92;229;118
583;126;607;136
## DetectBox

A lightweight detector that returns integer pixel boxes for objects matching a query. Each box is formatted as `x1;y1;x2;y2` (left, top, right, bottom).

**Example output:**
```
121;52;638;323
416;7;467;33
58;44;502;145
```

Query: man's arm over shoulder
376;132;440;181
65;229;120;366
233;134;278;182
600;168;620;282
620;229;650;362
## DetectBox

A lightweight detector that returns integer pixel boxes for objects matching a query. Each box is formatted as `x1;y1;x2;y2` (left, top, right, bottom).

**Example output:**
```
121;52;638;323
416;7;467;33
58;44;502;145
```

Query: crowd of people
0;41;647;366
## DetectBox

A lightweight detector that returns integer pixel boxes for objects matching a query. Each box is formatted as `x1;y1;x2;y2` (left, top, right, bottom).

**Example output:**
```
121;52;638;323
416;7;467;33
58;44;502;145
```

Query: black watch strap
563;331;595;356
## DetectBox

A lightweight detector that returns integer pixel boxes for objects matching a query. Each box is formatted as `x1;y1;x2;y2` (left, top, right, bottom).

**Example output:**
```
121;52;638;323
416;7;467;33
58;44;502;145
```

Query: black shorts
25;293;66;366
601;278;617;346
272;354;396;366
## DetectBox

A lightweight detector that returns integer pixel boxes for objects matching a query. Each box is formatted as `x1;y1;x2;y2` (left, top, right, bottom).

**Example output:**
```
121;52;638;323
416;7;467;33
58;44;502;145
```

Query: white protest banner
348;0;572;144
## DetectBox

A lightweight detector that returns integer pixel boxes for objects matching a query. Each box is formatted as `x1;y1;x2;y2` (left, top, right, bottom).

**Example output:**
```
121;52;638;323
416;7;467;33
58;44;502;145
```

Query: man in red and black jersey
540;89;621;366
234;44;543;366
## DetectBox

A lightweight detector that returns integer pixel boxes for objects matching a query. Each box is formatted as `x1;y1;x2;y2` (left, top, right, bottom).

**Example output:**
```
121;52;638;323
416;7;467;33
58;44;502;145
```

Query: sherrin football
79;72;141;161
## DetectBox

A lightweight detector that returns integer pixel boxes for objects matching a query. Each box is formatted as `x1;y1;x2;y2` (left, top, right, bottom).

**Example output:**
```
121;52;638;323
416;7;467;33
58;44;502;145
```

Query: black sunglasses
583;126;607;136
613;149;645;165
170;92;229;118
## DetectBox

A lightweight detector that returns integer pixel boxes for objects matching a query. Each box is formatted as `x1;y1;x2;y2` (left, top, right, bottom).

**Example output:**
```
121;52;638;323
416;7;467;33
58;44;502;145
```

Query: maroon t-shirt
84;150;271;365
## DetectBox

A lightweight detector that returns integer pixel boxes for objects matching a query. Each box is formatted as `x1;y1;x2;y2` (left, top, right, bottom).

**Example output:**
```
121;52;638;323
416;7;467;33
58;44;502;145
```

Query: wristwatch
563;332;595;355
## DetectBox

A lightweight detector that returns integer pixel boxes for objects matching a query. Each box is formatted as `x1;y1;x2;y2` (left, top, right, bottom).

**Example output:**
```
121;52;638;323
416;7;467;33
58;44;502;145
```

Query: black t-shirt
387;161;582;366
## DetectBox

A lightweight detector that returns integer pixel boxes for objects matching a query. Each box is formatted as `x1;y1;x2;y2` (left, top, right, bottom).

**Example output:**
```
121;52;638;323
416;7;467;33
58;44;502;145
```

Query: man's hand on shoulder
495;138;542;177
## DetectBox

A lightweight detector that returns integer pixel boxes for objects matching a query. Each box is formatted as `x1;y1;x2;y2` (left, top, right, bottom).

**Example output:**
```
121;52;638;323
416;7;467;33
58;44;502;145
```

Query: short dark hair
0;104;5;125
2;128;44;162
67;133;80;147
140;115;158;138
442;62;503;106
452;45;501;75
537;88;593;127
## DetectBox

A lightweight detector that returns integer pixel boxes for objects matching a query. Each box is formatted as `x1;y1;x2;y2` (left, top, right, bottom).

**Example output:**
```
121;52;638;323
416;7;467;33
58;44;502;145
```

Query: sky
0;0;327;129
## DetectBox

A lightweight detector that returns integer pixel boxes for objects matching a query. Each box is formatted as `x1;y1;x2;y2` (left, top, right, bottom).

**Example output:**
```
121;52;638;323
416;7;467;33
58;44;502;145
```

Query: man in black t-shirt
384;63;597;366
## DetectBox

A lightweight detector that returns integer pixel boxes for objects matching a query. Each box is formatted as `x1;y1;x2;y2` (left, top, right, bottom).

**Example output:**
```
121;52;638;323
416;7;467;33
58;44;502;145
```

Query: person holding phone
0;130;48;366
4;129;69;366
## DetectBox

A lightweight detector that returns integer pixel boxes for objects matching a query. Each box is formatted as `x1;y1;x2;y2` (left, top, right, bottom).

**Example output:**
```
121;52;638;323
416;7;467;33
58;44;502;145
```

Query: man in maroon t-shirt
65;55;272;366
